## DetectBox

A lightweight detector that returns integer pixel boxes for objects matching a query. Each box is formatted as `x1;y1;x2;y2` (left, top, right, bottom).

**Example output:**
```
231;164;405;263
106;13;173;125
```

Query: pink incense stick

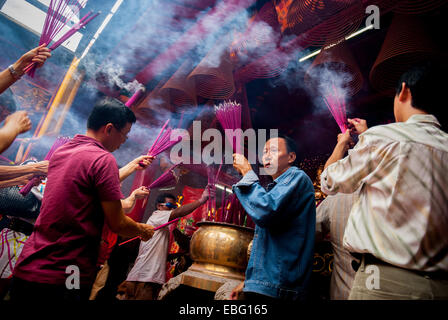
149;120;170;154
0;155;14;164
25;11;100;75
51;12;99;49
140;163;181;208
146;164;180;189
138;120;182;167
215;101;242;154
118;217;181;246
206;164;221;221
323;84;348;133
125;88;145;108
25;0;93;77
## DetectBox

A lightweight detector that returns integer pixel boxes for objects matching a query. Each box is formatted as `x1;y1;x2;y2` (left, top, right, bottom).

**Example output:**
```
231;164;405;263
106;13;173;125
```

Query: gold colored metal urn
181;221;254;292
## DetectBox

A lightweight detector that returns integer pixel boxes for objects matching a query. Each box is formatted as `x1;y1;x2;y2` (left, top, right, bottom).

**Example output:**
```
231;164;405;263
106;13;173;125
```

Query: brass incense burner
181;221;254;292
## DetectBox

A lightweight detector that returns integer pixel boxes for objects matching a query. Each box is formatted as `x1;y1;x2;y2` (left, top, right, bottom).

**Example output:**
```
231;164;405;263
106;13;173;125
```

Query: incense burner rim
195;221;255;232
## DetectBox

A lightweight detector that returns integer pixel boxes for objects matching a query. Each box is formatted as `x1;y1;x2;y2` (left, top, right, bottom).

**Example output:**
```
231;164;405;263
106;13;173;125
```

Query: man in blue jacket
230;135;316;301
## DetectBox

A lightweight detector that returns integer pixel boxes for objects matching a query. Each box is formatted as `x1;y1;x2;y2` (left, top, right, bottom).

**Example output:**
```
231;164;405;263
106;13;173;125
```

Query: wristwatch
8;64;22;80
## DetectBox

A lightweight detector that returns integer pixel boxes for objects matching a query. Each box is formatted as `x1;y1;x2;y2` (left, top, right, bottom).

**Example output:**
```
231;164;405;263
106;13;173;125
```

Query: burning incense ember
125;88;145;108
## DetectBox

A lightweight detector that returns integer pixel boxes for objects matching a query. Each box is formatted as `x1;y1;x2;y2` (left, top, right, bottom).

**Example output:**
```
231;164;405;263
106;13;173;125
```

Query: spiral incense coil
304;40;363;97
369;14;441;93
281;0;353;28
160;59;197;108
188;49;235;100
134;77;169;112
276;0;363;46
300;2;364;46
393;0;447;14
234;49;291;83
234;1;364;83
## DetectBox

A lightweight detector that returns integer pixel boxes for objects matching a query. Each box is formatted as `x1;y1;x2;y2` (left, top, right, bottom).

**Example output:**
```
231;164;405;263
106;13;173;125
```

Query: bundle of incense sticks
146;163;181;190
221;193;254;228
25;1;99;77
20;136;71;196
206;164;222;221
323;84;348;133
140;163;181;208
145;120;183;157
215;101;242;153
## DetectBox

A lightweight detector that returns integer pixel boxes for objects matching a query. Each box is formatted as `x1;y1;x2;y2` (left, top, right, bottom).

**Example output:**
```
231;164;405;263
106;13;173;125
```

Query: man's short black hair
155;193;176;209
87;97;136;131
395;61;447;119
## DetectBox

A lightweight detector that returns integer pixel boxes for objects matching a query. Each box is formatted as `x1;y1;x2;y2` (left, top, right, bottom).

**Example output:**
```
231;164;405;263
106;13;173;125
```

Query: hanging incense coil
134;77;170;112
369;14;442;94
133;81;171;124
304;40;363;97
160;59;197;108
276;0;363;46
188;46;235;100
276;0;350;32
234;1;364;83
234;48;291;83
393;0;447;14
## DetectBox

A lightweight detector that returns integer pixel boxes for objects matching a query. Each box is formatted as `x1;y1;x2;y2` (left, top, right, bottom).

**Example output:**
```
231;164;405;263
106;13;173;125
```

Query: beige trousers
349;257;448;300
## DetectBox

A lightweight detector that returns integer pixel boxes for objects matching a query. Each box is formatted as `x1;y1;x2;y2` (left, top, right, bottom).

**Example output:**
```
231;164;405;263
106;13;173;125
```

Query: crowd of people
0;45;447;301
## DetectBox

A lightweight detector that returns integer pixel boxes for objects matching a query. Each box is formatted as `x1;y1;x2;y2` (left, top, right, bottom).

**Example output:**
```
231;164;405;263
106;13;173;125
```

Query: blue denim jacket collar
274;166;296;183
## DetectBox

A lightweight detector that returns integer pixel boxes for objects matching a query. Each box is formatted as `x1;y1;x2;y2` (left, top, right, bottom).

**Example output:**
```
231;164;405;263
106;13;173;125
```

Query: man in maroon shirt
10;98;155;300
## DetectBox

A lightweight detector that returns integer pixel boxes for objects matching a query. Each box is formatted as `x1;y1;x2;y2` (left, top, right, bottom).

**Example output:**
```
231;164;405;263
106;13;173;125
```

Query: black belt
352;253;448;281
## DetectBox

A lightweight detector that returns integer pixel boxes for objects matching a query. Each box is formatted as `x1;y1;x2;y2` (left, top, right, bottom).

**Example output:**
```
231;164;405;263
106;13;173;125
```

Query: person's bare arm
324;131;353;169
0;111;32;153
0;161;48;181
0;173;35;188
169;187;210;221
102;200;154;240
0;45;51;94
121;187;150;213
119;155;155;182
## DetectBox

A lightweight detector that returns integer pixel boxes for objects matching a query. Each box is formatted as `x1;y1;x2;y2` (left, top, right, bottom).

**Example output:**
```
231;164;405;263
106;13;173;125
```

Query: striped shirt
321;114;448;272
316;193;358;300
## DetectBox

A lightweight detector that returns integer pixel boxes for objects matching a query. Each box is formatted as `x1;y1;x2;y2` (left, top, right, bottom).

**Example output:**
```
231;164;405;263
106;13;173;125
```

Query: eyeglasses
160;202;178;209
113;125;129;141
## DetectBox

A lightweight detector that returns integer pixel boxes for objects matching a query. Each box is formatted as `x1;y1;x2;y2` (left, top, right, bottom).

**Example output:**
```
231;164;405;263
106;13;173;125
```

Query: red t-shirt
14;135;124;285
